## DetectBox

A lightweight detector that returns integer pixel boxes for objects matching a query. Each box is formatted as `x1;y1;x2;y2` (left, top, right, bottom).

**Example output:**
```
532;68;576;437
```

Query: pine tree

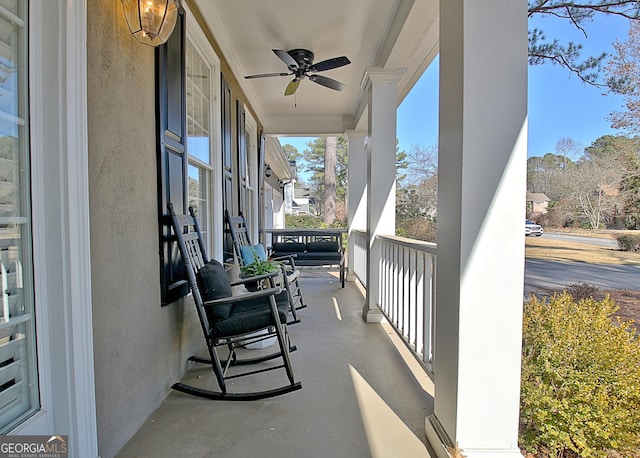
528;1;640;85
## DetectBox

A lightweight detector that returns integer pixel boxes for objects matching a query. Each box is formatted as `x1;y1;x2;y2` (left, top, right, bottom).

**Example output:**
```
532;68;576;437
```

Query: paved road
525;258;640;293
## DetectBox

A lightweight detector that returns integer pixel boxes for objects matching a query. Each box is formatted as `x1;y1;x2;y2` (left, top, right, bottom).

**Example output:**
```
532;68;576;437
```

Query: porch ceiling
193;0;440;136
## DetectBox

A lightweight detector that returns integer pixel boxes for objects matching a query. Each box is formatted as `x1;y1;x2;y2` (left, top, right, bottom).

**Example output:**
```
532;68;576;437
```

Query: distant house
527;192;551;215
289;185;316;216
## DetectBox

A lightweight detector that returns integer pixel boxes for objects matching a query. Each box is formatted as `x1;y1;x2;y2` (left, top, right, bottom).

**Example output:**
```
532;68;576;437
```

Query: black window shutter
221;76;234;262
156;8;189;306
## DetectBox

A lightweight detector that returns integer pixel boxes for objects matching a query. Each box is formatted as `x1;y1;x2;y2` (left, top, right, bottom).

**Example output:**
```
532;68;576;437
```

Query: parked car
525;219;543;236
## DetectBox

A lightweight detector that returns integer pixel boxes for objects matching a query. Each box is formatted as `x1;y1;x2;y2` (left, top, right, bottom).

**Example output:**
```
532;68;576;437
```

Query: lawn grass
525;234;639;265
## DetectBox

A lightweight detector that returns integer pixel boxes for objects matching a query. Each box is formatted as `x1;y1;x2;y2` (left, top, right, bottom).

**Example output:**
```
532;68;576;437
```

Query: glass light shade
122;0;179;47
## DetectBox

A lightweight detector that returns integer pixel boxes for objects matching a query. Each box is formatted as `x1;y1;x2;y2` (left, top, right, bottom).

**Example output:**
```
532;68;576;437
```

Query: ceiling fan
244;48;351;96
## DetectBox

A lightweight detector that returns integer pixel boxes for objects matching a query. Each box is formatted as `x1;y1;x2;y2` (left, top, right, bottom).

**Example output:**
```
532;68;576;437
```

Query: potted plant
239;259;282;291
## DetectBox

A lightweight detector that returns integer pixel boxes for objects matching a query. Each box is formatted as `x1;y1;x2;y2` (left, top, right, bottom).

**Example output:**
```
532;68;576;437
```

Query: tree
395;141;409;184
555;137;581;163
583;135;640;228
547;135;637;229
396;144;438;241
606;20;640;132
397;144;438;206
620;162;640;228
528;1;640;85
282;143;302;163
281;143;305;182
324;136;337;225
537;135;640;229
583;134;638;162
527;152;575;200
300;137;349;220
569;156;623;228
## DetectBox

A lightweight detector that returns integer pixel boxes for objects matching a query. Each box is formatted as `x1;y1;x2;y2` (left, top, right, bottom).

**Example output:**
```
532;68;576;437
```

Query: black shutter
258;132;266;244
156;8;188;306
221;76;234;262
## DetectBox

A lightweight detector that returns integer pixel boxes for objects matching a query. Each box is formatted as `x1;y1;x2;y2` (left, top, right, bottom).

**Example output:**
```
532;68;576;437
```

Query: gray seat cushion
305;241;340;252
272;242;306;253
212;291;290;337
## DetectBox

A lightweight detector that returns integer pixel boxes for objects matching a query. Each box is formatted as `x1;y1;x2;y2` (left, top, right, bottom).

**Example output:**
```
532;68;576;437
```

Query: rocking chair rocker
225;210;306;323
168;203;301;400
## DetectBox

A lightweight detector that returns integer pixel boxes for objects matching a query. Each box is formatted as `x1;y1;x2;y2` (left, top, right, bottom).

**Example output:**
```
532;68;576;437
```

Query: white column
426;1;527;457
362;68;405;322
346;130;366;282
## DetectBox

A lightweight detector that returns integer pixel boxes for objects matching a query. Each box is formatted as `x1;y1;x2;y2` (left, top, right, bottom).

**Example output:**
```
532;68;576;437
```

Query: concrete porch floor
116;270;435;458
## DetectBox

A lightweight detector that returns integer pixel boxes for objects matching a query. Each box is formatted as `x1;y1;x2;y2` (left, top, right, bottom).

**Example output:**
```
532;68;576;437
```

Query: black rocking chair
168;203;301;400
225;210;306;323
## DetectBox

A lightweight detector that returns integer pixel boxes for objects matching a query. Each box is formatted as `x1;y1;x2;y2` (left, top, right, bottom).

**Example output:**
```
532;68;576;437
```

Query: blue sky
282;13;631;160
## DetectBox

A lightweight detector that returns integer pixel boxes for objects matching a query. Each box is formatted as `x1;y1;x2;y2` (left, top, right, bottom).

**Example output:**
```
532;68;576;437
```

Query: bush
285;214;324;229
285;214;347;229
520;293;640;457
564;283;600;301
616;234;640;252
396;217;436;242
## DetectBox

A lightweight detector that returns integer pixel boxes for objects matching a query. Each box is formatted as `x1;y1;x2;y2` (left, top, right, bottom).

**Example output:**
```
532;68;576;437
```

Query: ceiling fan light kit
245;48;351;96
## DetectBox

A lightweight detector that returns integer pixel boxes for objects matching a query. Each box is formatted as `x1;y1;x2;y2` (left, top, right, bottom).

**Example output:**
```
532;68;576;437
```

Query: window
243;110;258;242
186;39;213;248
0;0;40;431
183;4;222;261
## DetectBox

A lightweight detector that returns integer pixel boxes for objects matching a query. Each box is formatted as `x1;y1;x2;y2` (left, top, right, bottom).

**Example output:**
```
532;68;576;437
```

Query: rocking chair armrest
203;286;283;307
230;271;280;287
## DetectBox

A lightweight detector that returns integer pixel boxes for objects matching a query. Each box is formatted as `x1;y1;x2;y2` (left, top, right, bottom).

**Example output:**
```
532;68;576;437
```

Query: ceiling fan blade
284;79;301;96
245;72;290;79
308;74;345;91
273;49;298;69
309;56;351;73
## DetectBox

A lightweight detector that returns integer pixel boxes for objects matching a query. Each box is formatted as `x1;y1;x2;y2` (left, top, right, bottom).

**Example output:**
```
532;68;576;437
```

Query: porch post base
425;414;454;458
362;305;384;323
425;415;523;458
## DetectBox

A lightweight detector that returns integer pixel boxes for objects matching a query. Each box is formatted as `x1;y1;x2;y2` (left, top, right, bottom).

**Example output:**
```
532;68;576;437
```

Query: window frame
243;106;259;243
184;4;223;262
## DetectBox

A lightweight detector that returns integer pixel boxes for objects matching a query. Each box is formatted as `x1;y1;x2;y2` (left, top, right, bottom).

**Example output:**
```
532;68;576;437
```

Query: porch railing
351;230;436;377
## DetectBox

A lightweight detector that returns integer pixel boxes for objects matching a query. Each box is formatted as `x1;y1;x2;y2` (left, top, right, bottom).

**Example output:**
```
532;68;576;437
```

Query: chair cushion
272;242;306;253
196;260;233;319
212;291;290;337
240;243;267;264
306;241;340;252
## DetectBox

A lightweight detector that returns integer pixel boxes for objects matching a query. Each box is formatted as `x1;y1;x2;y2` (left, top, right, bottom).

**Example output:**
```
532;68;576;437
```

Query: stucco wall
86;3;201;457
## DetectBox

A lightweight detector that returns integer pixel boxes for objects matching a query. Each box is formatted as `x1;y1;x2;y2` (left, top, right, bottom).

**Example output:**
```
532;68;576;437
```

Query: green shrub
616;234;640;252
520;293;640;457
285;214;325;229
285;214;347;229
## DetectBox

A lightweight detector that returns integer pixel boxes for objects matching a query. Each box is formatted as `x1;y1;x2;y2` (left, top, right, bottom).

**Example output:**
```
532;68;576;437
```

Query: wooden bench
266;229;346;287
